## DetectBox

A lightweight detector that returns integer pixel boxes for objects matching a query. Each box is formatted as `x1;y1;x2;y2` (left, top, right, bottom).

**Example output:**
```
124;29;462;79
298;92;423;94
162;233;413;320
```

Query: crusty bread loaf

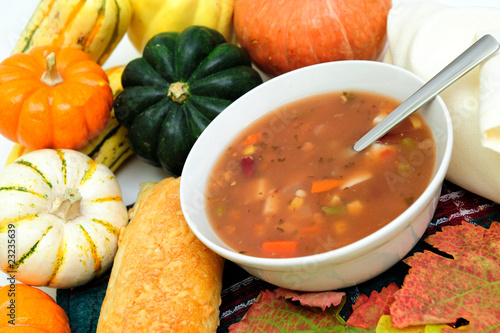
97;177;225;332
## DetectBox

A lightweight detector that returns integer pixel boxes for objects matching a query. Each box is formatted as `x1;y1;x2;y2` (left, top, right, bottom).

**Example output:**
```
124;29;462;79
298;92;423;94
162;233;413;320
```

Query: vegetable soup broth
205;91;436;258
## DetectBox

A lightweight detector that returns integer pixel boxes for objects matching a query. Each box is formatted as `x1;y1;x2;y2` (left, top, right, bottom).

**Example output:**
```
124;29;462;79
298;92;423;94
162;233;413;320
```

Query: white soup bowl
180;60;453;291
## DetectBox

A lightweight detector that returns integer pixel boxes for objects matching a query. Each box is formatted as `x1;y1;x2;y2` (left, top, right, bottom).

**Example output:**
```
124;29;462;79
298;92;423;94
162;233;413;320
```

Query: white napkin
384;0;500;203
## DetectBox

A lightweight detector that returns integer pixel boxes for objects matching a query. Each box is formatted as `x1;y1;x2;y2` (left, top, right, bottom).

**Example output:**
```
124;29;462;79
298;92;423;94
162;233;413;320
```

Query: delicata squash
13;0;133;65
0;149;128;289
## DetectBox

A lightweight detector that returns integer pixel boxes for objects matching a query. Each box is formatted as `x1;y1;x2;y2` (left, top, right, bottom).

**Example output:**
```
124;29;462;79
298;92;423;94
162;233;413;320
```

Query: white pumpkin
0;149;128;288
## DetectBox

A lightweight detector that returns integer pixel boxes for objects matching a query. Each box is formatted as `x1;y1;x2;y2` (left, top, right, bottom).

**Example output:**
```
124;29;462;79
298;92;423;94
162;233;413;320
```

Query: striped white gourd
0;149;128;288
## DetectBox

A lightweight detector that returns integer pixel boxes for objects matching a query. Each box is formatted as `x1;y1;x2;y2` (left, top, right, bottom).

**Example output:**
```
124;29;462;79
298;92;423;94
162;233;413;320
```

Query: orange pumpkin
233;0;391;76
0;284;70;332
0;46;113;150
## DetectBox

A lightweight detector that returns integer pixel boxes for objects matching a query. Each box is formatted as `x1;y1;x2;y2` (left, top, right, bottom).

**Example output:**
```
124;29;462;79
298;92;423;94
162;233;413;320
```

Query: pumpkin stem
40;52;64;87
168;82;191;104
50;188;82;222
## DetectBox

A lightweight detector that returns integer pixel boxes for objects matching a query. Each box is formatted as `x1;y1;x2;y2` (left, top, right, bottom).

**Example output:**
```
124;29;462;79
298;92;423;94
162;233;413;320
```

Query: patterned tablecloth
56;180;500;333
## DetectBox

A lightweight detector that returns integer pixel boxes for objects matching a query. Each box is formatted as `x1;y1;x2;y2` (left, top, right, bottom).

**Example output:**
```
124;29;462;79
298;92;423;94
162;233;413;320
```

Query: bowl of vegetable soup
180;60;453;291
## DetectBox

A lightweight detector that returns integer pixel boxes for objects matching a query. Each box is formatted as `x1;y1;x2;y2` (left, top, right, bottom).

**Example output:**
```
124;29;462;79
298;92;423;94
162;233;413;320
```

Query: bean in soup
205;91;436;258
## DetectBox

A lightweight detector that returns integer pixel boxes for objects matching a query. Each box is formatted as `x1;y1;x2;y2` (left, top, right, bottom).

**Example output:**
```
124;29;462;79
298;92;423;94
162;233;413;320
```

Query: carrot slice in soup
311;179;344;193
244;132;263;145
262;241;298;257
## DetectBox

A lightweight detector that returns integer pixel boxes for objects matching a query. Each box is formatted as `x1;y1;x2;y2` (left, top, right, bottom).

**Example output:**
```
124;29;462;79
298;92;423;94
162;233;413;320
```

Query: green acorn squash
114;25;263;176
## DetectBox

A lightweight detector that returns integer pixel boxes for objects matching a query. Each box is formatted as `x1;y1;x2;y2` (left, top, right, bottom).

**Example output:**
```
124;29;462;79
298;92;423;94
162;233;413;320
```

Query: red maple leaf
273;287;345;310
390;221;500;332
346;282;399;328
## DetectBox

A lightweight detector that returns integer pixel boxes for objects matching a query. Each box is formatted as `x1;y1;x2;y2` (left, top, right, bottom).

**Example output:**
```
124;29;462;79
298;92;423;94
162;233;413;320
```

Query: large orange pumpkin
0;46;113;150
233;0;391;76
0;284;70;332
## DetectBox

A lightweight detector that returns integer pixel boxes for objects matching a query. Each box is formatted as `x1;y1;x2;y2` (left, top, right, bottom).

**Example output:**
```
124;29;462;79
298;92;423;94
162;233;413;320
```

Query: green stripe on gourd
0;186;48;200
90;218;120;236
0;213;40;233
56;150;68;185
79;224;102;273
10;225;53;271
14;159;53;189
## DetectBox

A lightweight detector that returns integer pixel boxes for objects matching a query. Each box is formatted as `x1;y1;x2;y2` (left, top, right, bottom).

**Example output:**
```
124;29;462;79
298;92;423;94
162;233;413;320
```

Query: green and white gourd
0;149;128;289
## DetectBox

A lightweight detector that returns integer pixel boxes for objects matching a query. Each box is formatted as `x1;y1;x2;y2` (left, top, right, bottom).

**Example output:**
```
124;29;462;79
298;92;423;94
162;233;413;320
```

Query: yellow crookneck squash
127;0;235;53
0;149;128;289
12;0;133;65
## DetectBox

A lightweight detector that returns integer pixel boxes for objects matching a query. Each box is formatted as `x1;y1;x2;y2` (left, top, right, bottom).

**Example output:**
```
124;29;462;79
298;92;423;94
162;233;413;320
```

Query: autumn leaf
346;282;399;328
273;287;345;310
228;289;368;332
390;221;500;332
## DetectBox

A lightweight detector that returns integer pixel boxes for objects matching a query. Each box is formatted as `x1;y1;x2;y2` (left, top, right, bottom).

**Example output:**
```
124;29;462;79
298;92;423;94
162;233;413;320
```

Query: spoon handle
353;34;500;152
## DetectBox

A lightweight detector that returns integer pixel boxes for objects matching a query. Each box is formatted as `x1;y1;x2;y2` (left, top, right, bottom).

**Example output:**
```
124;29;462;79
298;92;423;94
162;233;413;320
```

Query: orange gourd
0;284;70;332
0;46;113;150
233;0;391;77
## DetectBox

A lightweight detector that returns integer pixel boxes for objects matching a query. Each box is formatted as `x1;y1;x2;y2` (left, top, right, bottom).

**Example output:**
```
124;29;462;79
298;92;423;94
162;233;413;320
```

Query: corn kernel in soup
205;91;436;258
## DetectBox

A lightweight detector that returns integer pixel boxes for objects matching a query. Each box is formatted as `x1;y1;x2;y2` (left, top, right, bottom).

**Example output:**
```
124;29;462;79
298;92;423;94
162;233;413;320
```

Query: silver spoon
353;34;500;152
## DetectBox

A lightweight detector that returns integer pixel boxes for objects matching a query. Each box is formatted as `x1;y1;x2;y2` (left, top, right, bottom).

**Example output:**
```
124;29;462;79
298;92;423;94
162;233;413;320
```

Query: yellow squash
127;0;235;53
12;0;133;65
